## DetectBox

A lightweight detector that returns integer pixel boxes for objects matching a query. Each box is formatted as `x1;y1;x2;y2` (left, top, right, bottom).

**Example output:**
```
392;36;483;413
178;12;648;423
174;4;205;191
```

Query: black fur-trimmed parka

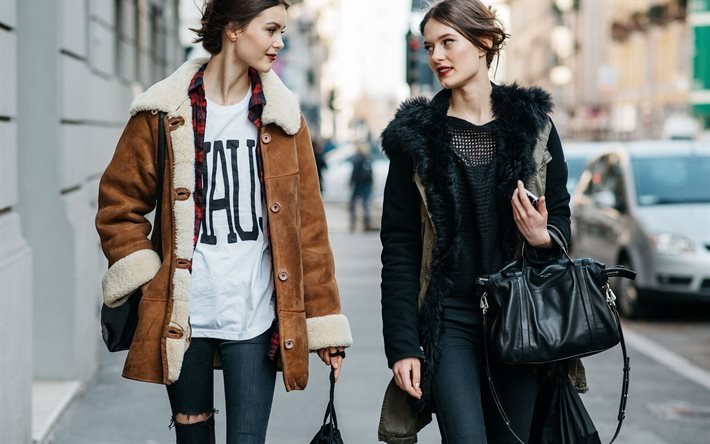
379;84;576;443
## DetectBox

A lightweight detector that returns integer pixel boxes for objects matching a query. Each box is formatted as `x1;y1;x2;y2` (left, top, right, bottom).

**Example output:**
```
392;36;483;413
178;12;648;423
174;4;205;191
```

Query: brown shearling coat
96;58;352;389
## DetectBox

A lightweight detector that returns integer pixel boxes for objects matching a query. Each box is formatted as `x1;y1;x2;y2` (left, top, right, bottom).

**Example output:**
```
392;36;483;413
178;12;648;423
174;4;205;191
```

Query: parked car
571;140;710;317
564;142;622;251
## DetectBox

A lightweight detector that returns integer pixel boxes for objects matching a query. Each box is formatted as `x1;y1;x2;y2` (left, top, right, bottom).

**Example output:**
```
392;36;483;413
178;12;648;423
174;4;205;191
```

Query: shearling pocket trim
166;334;190;383
306;314;353;351
167;270;191;382
102;249;161;307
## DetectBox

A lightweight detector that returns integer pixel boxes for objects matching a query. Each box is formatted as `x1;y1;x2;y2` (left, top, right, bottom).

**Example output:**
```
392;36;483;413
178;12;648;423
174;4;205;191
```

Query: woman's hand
511;180;553;248
317;347;346;382
392;357;422;399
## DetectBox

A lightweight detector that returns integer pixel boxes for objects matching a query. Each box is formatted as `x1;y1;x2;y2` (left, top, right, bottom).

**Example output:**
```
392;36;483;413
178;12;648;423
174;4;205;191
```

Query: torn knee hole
168;408;218;429
174;411;214;425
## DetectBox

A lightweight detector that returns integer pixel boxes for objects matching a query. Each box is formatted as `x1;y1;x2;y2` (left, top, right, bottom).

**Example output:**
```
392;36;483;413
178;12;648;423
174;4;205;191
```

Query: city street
46;203;710;444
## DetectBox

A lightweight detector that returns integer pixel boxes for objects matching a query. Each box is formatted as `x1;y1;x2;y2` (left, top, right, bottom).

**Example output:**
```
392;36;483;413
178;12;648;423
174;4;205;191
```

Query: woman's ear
224;26;240;43
479;36;493;57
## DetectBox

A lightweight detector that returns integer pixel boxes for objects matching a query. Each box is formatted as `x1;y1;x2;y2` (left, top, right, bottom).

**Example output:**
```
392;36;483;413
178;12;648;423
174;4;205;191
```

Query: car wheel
614;259;644;318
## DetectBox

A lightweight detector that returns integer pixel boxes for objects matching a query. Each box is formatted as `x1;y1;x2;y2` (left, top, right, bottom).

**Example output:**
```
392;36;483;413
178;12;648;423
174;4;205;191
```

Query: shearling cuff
306;314;353;351
102;249;161;307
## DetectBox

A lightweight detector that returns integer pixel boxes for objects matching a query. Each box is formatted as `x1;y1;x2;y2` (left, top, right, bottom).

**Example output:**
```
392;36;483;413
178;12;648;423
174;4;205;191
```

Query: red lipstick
437;66;453;77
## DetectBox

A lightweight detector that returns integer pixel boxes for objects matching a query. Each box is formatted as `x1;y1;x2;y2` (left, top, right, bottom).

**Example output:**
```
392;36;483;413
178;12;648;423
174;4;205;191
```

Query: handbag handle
520;225;574;267
481;286;631;444
321;367;339;429
520;229;637;281
477;227;572;287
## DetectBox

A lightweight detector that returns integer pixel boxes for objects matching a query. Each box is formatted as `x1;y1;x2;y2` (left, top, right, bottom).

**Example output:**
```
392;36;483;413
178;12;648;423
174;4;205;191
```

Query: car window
582;156;611;197
581;155;625;210
632;155;710;205
566;157;588;194
600;159;625;209
606;155;623;188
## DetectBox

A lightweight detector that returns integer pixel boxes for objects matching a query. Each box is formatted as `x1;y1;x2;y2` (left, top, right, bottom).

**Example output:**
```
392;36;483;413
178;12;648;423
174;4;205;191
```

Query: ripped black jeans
166;327;277;444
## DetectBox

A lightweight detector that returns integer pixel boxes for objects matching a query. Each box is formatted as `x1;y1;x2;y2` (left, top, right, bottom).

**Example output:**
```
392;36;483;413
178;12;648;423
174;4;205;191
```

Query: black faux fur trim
381;83;552;413
491;83;553;258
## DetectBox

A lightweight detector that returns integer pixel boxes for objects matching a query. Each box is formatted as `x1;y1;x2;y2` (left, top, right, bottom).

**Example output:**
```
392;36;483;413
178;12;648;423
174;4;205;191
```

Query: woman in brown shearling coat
95;1;351;442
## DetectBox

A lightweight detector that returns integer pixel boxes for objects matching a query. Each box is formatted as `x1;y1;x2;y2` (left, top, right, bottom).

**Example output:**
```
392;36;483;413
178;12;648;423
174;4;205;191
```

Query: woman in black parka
379;1;573;442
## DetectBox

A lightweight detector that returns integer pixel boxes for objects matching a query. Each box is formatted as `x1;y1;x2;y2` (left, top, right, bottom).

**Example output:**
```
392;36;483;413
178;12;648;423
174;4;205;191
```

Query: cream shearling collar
129;57;302;135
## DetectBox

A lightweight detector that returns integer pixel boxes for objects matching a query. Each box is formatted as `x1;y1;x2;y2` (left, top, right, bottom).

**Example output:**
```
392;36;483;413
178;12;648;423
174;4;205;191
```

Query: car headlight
649;233;695;254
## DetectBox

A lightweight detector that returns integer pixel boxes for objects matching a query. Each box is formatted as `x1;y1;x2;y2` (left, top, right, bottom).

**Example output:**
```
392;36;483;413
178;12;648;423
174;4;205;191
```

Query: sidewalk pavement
46;202;709;444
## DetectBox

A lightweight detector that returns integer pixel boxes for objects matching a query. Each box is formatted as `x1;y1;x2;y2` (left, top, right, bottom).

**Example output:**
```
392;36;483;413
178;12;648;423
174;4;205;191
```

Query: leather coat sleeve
96;112;162;307
295;116;352;350
380;148;425;368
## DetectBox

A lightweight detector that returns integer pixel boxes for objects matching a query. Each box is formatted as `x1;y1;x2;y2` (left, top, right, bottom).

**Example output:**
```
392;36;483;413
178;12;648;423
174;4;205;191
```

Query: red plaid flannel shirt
188;65;279;360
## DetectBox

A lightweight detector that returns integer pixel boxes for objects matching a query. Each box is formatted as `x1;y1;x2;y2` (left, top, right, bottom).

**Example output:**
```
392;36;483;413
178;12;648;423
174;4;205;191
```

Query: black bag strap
605;266;637;281
520;225;574;268
609;300;630;443
547;224;569;252
481;313;526;444
480;284;631;444
321;367;339;429
154;112;166;260
547;226;574;262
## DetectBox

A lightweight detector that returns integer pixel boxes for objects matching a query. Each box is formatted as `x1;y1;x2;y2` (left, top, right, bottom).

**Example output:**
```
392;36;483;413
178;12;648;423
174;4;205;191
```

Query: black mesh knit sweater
445;116;505;305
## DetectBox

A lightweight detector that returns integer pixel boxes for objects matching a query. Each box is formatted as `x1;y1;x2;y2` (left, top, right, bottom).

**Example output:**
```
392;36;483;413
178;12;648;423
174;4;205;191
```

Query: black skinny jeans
166;327;277;444
433;300;544;444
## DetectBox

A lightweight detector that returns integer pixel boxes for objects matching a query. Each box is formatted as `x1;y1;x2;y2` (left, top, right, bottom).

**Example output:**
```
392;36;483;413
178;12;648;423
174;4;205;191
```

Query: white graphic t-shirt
190;91;275;340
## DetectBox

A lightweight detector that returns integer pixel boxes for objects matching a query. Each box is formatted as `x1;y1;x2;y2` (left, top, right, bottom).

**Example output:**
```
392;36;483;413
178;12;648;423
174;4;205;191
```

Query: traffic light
406;31;421;86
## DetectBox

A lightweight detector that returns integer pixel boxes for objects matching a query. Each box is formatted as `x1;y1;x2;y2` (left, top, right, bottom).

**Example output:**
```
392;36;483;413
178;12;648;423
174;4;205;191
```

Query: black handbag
310;367;344;444
477;227;635;444
100;111;166;353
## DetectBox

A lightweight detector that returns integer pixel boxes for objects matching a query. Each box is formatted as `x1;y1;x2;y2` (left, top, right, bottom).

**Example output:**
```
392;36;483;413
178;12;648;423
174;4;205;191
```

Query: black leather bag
477;228;635;443
310;368;344;444
478;229;634;365
100;111;166;353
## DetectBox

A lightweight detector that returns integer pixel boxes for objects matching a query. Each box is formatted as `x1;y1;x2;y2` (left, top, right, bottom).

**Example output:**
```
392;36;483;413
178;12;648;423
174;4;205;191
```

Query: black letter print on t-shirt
200;139;262;245
201;140;238;245
229;139;260;241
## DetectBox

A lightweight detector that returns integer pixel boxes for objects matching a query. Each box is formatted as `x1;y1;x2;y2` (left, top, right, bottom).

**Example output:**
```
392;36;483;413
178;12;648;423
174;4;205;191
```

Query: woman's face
423;19;487;90
232;5;287;73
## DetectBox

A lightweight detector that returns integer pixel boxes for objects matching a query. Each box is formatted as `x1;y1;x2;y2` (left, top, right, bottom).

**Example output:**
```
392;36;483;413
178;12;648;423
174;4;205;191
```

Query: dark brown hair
420;0;509;69
191;0;291;55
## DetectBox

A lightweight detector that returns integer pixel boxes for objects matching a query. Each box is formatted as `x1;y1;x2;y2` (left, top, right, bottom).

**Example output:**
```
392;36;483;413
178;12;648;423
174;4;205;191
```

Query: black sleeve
526;121;571;261
380;149;425;368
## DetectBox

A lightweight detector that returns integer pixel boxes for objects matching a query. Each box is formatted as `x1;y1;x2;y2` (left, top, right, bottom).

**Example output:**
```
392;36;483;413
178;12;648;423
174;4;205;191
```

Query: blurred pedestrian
379;0;573;443
95;1;352;443
349;142;375;232
312;135;328;192
323;137;336;154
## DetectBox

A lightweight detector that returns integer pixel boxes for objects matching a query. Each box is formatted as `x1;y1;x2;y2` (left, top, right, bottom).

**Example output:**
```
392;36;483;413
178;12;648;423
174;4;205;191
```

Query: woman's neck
448;75;494;126
203;51;251;106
